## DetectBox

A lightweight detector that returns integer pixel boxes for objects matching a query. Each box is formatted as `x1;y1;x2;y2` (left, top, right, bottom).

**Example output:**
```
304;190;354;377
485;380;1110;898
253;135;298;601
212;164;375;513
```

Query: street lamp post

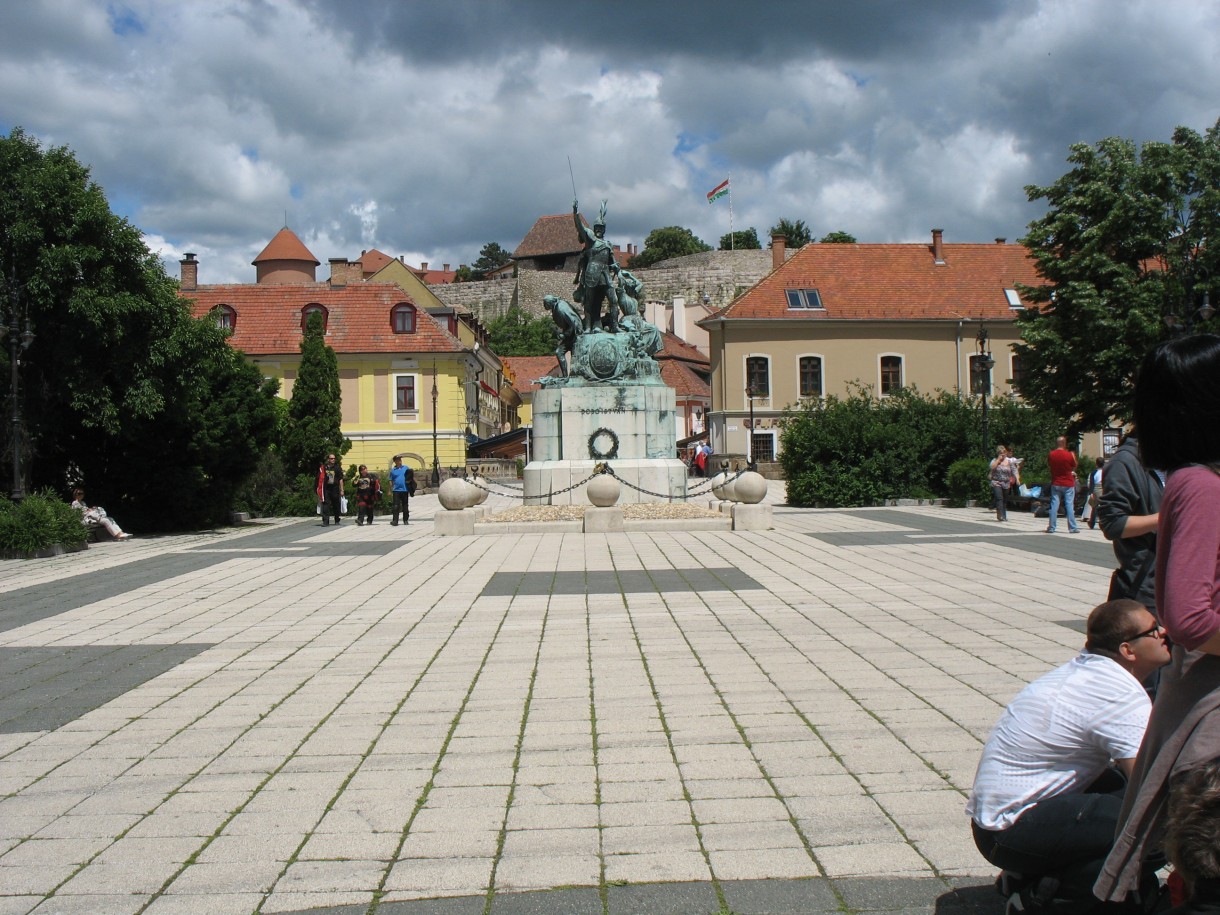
1165;289;1213;336
745;383;757;471
973;325;995;458
2;263;34;502
430;368;441;488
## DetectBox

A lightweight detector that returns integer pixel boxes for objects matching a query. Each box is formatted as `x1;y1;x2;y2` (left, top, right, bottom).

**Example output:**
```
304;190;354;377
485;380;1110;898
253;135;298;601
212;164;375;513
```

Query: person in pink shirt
1098;334;1220;905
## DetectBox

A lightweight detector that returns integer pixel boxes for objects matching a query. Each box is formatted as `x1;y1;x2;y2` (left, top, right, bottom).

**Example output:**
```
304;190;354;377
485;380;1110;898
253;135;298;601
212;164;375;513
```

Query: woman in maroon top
1098;335;1220;903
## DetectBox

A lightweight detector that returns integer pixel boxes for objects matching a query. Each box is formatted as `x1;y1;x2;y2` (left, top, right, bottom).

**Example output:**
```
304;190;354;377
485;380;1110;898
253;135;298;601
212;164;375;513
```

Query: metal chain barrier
456;464;749;504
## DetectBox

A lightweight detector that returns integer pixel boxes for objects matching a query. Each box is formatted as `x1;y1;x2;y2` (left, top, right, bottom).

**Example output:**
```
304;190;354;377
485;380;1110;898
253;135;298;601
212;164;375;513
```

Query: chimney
931;228;945;264
771;233;787;271
995;237;1007;245
179;253;198;291
420;262;428;271
328;258;361;287
443;263;450;272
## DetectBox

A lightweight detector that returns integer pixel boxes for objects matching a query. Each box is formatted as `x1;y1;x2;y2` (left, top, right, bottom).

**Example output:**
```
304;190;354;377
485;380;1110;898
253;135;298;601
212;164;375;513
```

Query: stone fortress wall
430;249;780;326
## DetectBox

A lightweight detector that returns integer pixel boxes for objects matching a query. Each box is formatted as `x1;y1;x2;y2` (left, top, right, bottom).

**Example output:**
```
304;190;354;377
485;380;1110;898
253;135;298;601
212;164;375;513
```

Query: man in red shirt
1047;436;1081;534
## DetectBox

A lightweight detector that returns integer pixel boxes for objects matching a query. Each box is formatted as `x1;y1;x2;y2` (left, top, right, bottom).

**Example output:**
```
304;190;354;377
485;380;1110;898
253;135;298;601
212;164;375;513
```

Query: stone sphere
735;471;768;504
709;471;729;500
438;478;470;511
723;476;738;502
471;475;489;505
587;473;621;507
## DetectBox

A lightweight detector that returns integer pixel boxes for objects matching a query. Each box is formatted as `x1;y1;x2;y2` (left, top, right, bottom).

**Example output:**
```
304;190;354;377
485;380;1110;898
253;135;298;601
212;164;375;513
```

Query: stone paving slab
0;491;1116;914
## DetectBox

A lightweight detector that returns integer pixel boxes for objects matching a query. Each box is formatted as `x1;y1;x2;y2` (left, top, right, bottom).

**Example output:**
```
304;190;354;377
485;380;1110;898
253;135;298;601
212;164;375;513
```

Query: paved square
0;490;1115;914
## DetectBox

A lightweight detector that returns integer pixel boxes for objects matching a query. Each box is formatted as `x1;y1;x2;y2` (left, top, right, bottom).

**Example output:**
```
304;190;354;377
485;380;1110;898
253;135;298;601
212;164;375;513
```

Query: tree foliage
471;241;512;279
630;226;712;268
281;311;350;480
0;127;279;530
819;231;857;244
718;228;761;250
768;218;813;248
486;305;556;357
779;385;1062;507
1015;122;1220;433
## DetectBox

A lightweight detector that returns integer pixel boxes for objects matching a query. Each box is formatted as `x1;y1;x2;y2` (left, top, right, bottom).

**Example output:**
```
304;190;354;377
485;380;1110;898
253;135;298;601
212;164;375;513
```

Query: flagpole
728;173;734;251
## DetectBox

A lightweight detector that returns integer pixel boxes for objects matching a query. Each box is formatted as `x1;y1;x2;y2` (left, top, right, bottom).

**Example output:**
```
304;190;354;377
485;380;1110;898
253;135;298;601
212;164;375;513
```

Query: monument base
523;459;688;505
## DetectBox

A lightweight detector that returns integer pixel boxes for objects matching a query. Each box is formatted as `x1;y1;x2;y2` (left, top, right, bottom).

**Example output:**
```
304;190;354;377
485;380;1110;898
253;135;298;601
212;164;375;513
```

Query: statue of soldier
542;294;582;377
572;198;621;334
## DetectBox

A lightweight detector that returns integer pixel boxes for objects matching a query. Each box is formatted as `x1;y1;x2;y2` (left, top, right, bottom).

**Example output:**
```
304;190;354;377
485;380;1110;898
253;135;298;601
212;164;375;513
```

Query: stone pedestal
584;507;625;533
731;503;774;531
434;510;475;536
524;382;686;505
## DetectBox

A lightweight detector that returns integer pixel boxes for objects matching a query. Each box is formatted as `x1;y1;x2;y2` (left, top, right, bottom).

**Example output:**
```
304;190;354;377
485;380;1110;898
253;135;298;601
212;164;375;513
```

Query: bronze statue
617;270;661;356
572;199;621;333
542;294;581;377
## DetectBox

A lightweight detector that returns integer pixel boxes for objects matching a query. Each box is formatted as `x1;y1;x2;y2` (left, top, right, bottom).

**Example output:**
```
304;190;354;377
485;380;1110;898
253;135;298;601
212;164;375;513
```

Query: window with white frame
798;355;823;398
745;355;770;398
394;374;418;413
879;355;903;395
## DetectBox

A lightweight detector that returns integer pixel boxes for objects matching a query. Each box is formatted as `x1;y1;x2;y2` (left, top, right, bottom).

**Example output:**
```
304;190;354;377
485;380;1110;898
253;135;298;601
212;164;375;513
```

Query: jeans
392;491;410;524
322;489;342;525
991;483;1009;521
972;774;1125;905
1048;484;1078;532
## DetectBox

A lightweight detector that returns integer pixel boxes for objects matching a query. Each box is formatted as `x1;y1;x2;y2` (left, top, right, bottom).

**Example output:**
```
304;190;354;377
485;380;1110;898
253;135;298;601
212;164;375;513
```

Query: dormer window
213;304;236;332
785;289;824;309
391;303;417;334
302;303;328;332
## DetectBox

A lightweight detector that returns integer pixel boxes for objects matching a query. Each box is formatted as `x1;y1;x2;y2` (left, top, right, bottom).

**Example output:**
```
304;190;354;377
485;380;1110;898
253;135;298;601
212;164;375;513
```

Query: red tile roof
709;242;1042;322
253;227;319;266
359;248;394;276
656;331;709;366
501;356;562;393
660;360;711;398
183;282;466;355
512;214;589;259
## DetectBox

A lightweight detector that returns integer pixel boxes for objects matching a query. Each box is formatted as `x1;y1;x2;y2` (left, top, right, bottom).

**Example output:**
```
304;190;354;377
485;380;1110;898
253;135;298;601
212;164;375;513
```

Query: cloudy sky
1;0;1217;283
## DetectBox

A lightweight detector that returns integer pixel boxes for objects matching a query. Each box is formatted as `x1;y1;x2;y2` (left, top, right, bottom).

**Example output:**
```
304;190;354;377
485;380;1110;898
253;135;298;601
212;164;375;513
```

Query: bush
0;490;90;554
945;457;992;506
780;385;1063;507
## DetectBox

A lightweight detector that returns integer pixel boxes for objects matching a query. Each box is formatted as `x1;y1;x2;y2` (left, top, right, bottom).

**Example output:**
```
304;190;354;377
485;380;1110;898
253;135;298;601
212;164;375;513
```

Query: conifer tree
281;312;350;479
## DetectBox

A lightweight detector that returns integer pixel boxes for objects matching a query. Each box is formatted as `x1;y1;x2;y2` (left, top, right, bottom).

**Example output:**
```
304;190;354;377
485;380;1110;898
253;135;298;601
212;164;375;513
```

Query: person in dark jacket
1097;432;1163;614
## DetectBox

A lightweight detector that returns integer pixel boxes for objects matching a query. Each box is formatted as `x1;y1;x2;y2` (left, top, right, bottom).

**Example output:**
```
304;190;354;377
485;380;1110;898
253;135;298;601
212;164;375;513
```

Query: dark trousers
322;488;342;525
972;771;1125;905
392;492;409;524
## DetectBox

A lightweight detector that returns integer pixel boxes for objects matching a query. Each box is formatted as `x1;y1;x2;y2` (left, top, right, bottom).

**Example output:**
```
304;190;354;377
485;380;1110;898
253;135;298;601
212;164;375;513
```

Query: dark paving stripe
807;511;1114;569
480;567;764;599
0;644;213;733
274;877;1002;915
0;522;399;636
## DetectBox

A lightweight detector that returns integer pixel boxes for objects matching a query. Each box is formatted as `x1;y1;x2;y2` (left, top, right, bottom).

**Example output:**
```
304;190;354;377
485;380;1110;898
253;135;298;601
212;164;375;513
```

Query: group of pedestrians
315;453;416;527
969;334;1220;915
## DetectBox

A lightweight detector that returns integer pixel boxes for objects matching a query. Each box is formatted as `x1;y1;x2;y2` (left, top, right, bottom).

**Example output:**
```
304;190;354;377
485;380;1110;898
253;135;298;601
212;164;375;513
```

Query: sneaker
1069;529;1079;534
1044;528;1055;533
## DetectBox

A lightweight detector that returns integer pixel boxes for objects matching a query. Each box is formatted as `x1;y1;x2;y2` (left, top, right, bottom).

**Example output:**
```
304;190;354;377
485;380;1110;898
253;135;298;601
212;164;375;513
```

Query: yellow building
178;229;491;478
698;232;1043;463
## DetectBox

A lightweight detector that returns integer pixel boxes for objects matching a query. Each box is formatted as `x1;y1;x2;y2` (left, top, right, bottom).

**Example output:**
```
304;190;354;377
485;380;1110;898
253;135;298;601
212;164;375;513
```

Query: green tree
280;311;350;480
630;226;712;268
486;305;556;356
471;241;512;279
819;231;857;243
0;127;279;530
1015;122;1220;433
453;264;474;282
718;228;761;250
768;218;813;248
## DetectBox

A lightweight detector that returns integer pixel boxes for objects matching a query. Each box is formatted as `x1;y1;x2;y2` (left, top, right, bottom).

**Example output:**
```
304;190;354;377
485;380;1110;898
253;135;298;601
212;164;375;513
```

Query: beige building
697;231;1042;463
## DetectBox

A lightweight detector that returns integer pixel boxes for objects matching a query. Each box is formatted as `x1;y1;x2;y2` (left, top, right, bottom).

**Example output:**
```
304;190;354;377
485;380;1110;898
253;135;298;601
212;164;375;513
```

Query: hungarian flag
706;179;729;204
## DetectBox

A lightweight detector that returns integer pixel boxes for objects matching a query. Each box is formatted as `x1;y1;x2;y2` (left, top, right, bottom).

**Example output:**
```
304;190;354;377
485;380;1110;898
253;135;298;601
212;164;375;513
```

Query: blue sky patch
107;4;145;37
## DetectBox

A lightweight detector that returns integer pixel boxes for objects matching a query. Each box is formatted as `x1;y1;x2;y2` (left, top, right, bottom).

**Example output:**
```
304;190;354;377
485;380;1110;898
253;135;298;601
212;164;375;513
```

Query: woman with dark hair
1098;334;1220;903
